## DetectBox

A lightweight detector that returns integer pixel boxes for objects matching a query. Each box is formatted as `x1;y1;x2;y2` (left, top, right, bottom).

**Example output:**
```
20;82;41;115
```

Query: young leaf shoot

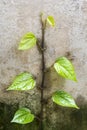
47;16;55;27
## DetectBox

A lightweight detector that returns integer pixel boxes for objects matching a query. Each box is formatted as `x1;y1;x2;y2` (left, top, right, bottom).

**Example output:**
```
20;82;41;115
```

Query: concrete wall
0;0;87;130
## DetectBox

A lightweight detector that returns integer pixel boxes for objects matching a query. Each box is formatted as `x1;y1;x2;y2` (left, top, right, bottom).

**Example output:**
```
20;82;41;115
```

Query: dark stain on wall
0;95;87;130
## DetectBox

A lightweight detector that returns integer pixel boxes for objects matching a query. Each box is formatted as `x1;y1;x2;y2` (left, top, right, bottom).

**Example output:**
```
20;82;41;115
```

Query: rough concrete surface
0;0;87;130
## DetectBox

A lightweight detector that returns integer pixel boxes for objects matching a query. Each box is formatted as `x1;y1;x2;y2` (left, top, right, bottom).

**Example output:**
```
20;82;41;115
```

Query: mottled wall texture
0;0;87;130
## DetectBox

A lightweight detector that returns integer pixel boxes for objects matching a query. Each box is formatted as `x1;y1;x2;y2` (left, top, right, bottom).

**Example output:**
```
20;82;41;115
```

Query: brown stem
39;14;46;130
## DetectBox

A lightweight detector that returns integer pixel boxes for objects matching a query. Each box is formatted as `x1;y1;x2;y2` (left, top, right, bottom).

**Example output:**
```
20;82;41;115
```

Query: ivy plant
7;13;79;129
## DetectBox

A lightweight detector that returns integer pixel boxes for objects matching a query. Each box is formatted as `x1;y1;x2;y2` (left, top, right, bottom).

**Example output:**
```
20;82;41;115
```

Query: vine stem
39;14;46;130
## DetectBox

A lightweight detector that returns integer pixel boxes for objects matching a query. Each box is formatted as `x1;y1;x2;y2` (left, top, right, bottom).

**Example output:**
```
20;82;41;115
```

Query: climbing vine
7;13;79;130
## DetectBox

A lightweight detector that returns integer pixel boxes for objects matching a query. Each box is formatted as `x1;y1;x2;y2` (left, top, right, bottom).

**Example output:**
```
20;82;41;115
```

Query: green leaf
11;108;34;124
47;16;55;27
7;72;36;91
18;32;37;50
52;90;79;109
54;57;77;81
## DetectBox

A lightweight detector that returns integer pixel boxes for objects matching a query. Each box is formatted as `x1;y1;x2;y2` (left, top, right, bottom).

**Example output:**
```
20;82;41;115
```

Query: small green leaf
54;57;77;81
47;16;55;27
52;90;79;109
7;72;36;91
18;32;37;50
11;108;34;124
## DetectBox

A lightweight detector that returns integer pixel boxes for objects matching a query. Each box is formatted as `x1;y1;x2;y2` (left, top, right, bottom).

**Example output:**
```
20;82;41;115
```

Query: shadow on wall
44;67;65;98
0;96;87;130
45;95;87;130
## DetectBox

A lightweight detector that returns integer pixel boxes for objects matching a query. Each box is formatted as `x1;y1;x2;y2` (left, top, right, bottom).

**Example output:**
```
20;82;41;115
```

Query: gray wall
0;0;87;130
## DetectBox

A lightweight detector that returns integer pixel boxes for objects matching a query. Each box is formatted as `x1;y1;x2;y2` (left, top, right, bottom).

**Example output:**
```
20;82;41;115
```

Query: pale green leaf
18;32;37;50
47;16;55;27
7;72;36;91
54;57;77;81
52;90;79;109
11;108;34;124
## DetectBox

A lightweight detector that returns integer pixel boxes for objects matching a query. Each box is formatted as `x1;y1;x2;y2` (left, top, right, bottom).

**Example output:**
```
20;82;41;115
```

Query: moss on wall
0;102;87;130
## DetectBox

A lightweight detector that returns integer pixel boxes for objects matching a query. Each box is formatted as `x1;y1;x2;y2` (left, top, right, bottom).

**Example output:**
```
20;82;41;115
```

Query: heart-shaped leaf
7;72;36;91
47;16;55;27
54;57;77;81
18;32;37;50
11;108;34;124
52;90;79;109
